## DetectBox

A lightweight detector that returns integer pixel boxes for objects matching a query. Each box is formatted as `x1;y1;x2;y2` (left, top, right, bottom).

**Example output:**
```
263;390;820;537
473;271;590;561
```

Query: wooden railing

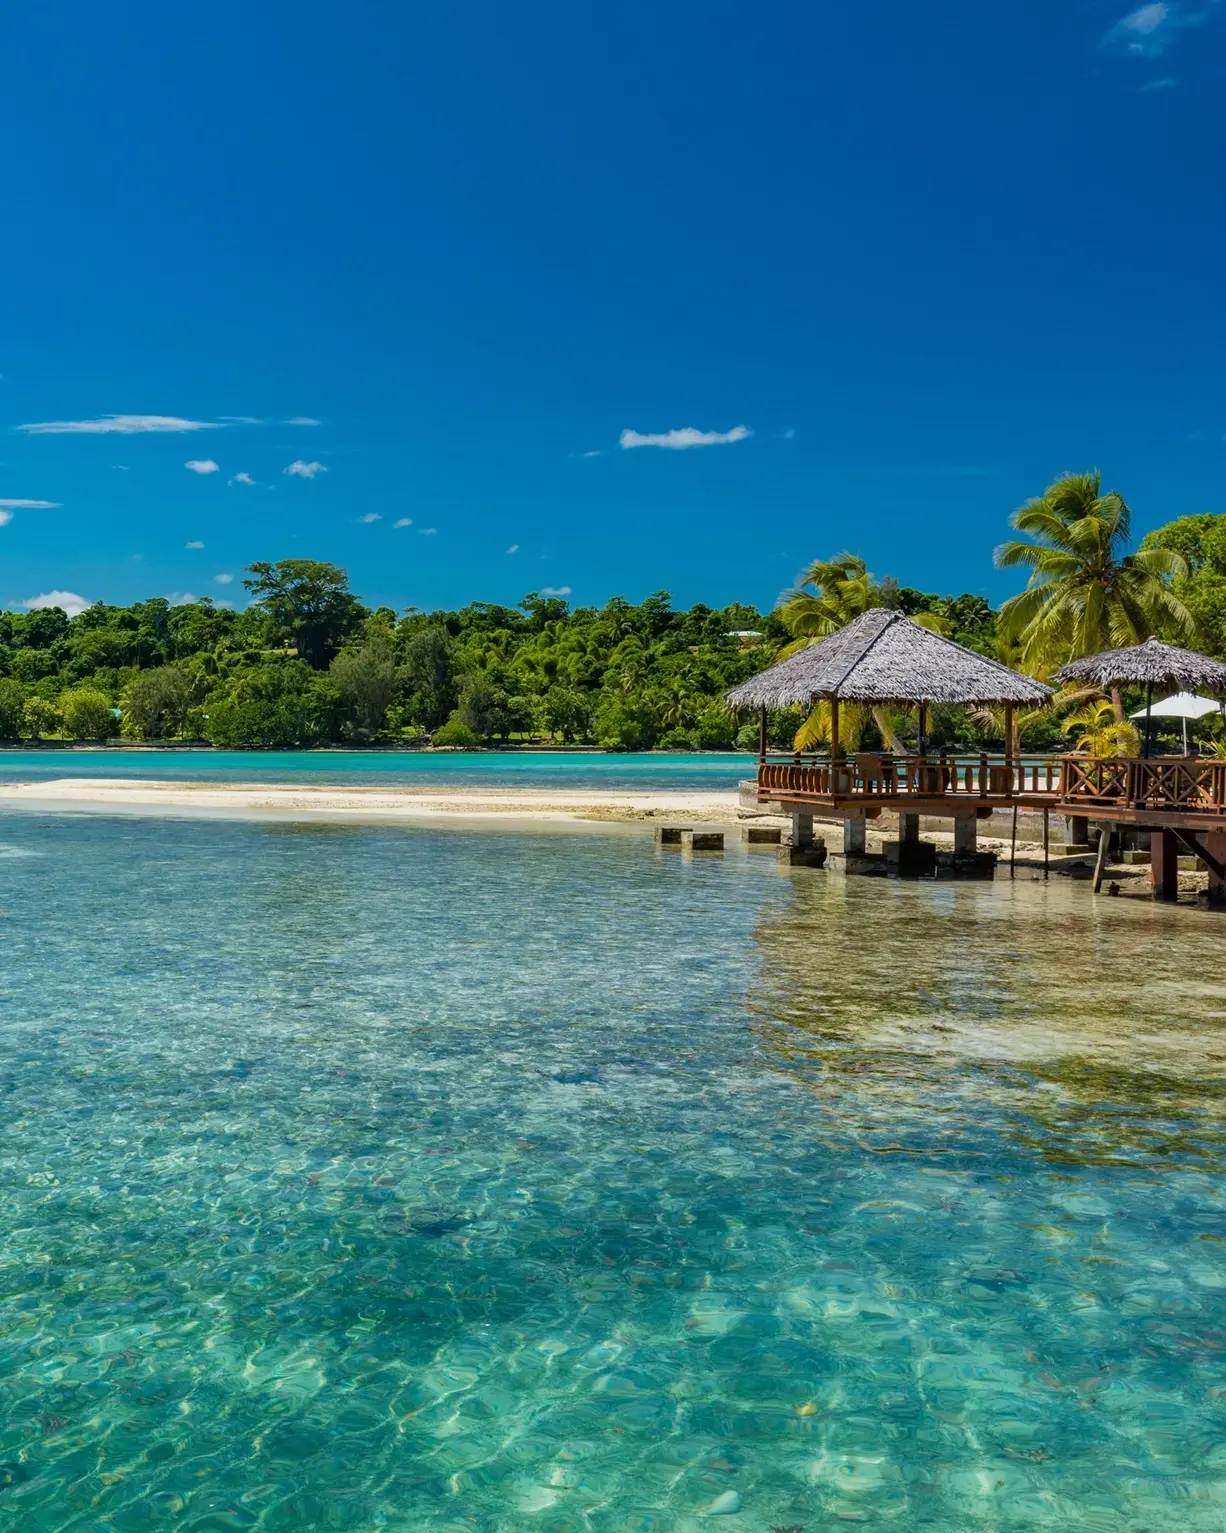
758;753;1061;803
1059;755;1226;815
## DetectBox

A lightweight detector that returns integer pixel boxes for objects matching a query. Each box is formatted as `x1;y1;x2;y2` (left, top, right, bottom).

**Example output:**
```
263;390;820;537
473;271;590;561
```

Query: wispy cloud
186;540;205;549
360;512;383;523
1101;1;1218;58
218;415;263;425
18;414;222;435
229;472;255;486
418;527;437;536
0;497;60;509
214;573;234;585
619;425;751;451
0;512;10;527
1140;74;1179;87
166;591;198;605
781;428;796;440
393;517;413;528
185;459;220;475
540;585;571;597
505;543;519;554
582;449;602;458
285;417;321;426
24;590;92;618
284;460;327;479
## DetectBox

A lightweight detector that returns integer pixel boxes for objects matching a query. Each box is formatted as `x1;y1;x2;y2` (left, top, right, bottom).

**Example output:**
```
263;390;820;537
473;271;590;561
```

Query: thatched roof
725;608;1052;709
1055;637;1226;695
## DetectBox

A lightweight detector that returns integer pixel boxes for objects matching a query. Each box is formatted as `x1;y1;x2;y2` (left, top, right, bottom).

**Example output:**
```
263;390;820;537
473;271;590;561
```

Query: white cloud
393;517;413;528
214;572;234;585
582;449;602;458
284;460;327;479
1101;1;1215;56
361;512;383;523
218;415;263;424
506;543;519;554
166;591;198;605
229;472;255;486
540;585;571;597
111;464;130;471
0;497;60;509
186;540;205;549
23;590;92;618
185;459;220;475
418;527;437;535
18;414;221;435
619;425;751;450
285;416;321;426
0;511;10;527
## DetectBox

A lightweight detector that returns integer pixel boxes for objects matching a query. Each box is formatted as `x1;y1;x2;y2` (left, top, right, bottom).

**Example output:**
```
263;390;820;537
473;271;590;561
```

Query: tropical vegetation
0;478;1222;751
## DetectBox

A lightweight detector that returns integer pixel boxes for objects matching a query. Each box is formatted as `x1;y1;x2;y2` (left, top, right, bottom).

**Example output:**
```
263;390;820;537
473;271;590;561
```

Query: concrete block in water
743;825;782;845
656;827;686;845
936;850;998;880
779;841;828;868
681;829;724;851
883;839;937;878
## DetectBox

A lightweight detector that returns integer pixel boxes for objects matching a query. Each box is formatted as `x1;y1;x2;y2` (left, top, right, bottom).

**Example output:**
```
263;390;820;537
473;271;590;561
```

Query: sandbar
0;777;748;827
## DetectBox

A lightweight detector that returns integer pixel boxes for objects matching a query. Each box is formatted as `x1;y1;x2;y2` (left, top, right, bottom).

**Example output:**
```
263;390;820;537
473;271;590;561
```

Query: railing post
979;751;988;797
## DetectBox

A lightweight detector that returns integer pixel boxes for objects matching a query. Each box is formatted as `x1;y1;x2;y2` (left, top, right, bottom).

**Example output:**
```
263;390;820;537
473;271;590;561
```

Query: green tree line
1;479;1223;751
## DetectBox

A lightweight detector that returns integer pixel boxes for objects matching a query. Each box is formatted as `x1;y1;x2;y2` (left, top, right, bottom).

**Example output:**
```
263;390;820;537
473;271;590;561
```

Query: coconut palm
779;554;946;750
995;473;1196;695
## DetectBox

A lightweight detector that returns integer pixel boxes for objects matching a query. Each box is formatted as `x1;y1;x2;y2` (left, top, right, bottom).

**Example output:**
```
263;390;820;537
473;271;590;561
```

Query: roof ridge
825;608;899;693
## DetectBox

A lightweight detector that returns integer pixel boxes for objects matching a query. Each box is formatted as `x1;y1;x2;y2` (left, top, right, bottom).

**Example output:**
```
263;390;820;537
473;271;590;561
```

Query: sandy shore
0;777;747;827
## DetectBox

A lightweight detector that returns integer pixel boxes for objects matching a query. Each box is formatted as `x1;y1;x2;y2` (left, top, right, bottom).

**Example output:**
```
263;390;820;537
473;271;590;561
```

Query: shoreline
0;777;747;827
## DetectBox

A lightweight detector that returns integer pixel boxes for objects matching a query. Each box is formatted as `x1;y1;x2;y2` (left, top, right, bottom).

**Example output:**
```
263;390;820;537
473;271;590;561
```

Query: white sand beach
0;776;747;826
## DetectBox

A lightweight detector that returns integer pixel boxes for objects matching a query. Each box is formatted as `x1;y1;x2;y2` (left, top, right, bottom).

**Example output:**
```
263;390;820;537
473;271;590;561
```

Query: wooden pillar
1205;830;1226;907
1150;828;1180;901
830;696;840;762
917;702;927;758
758;705;767;763
1003;702;1014;779
843;813;866;855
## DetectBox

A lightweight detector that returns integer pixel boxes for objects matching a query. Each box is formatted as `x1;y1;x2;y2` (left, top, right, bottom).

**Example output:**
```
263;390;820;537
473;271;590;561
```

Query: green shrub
61;689;115;741
592;699;659;752
658;727;698;751
693;706;736;749
23;696;62;740
0;679;26;740
432;715;484;748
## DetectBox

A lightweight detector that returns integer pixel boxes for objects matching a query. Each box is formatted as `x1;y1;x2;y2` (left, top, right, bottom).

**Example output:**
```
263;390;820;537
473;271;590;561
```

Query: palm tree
779;553;947;750
995;473;1196;711
1062;698;1141;759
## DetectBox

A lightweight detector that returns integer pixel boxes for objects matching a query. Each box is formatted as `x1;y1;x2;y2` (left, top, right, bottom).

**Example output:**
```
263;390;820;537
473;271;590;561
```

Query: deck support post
1065;815;1089;848
1206;831;1226;906
1151;828;1180;901
1003;703;1014;782
758;706;767;763
830;697;841;762
791;811;816;851
953;813;978;855
898;812;920;843
843;813;867;856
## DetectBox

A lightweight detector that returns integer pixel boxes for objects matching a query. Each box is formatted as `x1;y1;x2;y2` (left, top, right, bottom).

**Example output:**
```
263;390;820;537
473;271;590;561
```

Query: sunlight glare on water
2;812;1226;1531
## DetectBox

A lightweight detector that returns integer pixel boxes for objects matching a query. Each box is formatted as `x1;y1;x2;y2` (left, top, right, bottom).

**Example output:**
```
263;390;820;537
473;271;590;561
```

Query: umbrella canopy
1128;692;1224;721
1055;637;1226;695
724;608;1052;709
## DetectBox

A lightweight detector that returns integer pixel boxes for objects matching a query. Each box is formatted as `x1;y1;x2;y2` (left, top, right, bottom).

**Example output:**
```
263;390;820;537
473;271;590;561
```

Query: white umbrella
1129;692;1224;754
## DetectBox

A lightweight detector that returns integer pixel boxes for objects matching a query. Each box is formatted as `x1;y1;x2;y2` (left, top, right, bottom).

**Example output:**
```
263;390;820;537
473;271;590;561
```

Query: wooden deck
756;752;1226;830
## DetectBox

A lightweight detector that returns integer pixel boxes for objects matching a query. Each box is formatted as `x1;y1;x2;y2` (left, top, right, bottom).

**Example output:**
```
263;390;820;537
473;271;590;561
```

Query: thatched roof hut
1055;637;1226;695
724;608;1052;710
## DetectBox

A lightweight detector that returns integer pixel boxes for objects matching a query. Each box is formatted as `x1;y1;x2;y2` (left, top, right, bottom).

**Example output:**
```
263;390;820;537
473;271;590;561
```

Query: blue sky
2;0;1223;619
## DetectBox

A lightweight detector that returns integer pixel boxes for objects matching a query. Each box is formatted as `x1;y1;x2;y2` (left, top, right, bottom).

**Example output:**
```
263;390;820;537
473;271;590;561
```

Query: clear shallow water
3;816;1226;1531
0;750;750;793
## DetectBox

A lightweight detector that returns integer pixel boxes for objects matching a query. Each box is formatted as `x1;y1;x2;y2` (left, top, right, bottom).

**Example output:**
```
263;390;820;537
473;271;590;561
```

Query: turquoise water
3;814;1226;1531
0;750;750;793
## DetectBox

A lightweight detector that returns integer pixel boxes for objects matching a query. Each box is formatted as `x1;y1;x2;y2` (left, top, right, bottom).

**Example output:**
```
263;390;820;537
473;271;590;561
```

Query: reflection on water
1;813;1225;1531
747;875;1226;1168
